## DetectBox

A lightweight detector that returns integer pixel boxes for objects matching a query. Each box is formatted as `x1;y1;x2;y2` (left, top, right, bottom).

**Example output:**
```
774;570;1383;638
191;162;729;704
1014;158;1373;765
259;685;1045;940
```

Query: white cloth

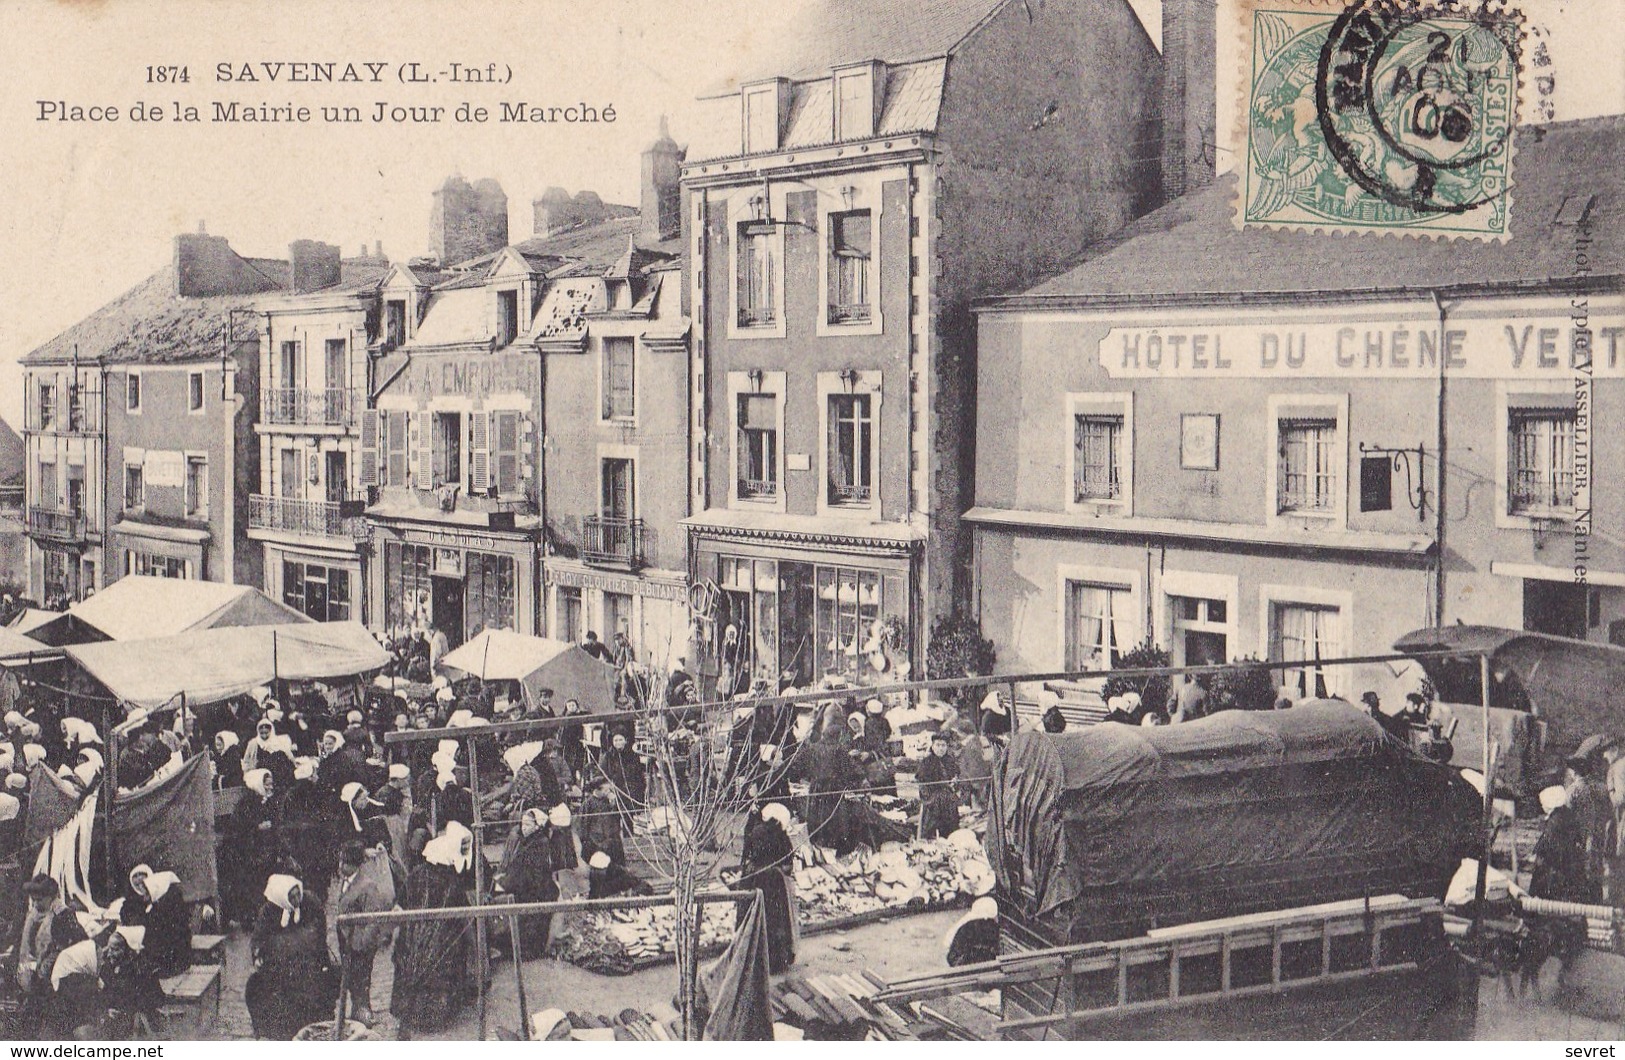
503;741;545;773
51;938;98;990
942;896;999;953
264;874;303;926
243;769;271;798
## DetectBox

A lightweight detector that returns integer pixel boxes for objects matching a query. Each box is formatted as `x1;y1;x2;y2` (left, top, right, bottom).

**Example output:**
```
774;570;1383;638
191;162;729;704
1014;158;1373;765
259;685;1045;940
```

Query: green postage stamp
1234;0;1522;238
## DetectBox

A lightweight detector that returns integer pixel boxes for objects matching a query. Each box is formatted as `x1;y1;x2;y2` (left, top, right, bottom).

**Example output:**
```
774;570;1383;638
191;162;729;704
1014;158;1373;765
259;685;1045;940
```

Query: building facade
21;359;105;606
250;241;389;623
969;118;1624;706
679;0;1165;691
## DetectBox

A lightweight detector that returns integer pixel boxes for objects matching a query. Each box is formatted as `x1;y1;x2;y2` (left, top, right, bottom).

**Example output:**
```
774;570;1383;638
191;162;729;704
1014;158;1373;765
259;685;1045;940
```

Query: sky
0;0;1619;425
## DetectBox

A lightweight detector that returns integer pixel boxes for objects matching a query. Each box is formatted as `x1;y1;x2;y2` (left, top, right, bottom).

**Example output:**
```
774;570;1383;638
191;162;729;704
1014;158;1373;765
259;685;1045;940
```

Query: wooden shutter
414;410;433;490
360;408;381;487
469;410;491;494
386;412;408;487
494;411;521;495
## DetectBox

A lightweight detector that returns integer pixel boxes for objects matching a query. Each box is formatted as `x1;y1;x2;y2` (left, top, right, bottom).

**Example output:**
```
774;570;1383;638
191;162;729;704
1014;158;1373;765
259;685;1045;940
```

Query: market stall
440;629;618;712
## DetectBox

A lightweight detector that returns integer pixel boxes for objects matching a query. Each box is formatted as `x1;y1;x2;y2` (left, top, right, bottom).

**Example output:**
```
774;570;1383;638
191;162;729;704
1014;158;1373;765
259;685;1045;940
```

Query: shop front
110;519;208;581
687;523;921;695
544;560;689;671
369;518;541;647
263;542;363;623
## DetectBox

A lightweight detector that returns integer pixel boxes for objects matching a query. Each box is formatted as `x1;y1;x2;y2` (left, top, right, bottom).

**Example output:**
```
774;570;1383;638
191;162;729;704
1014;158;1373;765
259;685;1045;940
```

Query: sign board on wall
143;450;185;488
1098;318;1622;379
391;350;541;403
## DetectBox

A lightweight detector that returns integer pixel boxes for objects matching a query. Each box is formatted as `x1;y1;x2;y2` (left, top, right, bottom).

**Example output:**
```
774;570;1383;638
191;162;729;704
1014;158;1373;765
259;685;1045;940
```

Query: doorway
432;574;466;649
325;451;348;504
1524;579;1589;640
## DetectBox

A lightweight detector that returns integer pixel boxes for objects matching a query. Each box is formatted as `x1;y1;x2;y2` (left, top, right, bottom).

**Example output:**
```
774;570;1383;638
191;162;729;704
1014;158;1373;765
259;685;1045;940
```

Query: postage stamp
1232;0;1523;238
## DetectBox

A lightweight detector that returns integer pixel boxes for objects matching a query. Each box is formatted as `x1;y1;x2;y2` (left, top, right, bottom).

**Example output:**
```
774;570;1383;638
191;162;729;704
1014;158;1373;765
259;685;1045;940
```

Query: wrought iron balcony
581;515;648;571
828;482;873;505
26;506;86;542
828;302;872;324
249;494;361;540
261;387;356;427
737;477;777;499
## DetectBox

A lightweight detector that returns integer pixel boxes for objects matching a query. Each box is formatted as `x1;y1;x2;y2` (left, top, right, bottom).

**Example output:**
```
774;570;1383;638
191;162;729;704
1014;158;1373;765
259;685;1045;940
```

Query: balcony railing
737;477;778;499
829;482;873;505
26;506;86;542
249;494;362;540
581;515;648;570
828;303;872;324
261;388;356;427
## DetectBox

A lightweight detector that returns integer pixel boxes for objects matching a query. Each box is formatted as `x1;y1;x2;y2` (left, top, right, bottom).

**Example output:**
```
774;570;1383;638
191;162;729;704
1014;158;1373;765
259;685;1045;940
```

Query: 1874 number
145;66;190;83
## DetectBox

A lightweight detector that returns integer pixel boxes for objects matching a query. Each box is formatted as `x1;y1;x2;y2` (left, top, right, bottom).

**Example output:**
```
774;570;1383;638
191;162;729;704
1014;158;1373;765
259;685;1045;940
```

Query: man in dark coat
916;733;961;840
332;841;394;1025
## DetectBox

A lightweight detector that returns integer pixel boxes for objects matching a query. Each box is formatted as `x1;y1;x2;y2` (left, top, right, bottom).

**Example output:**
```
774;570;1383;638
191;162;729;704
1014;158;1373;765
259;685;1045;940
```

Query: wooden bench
159;964;221;1038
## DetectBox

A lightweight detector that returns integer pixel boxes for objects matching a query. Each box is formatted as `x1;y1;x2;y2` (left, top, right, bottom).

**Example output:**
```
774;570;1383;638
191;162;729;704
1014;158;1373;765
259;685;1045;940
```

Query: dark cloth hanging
390;862;473;1034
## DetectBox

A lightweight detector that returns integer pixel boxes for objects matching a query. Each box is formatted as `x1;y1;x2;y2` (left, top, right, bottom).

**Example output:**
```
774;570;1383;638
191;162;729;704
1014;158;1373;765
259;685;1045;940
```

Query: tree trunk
672;865;701;1040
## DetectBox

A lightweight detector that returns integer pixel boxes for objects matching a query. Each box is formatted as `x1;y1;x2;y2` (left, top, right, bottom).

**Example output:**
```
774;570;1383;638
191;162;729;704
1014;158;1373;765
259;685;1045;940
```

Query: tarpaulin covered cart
988;700;1479;946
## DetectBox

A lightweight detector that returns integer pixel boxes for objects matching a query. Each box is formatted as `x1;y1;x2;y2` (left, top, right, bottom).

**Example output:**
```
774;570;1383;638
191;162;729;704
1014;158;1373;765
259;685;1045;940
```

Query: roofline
683;137;933;186
973;274;1625;314
695;54;955;101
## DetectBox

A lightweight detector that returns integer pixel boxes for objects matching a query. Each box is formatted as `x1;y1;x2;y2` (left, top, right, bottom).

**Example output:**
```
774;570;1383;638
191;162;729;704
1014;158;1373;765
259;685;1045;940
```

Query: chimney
289;240;342;293
1161;0;1216;200
532;187;571;237
174;231;276;298
640;116;684;243
375;240;384;260
431;174;509;265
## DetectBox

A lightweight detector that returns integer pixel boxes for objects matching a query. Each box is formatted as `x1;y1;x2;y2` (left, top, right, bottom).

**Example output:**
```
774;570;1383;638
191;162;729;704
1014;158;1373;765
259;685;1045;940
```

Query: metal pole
468;736;488;1041
508;913;530;1040
330;944;350;1041
1471;652;1493;938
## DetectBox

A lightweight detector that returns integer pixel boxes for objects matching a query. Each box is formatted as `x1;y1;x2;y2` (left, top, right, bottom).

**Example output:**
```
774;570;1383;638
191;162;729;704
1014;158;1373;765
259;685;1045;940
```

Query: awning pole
1471;652;1493;939
469;736;488;1041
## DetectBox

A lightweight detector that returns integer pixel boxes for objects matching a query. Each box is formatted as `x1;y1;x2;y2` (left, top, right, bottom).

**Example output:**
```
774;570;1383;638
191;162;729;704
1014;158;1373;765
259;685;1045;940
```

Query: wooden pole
330;942;351;1042
468;736;488;1041
507;913;530;1040
1471;652;1493;939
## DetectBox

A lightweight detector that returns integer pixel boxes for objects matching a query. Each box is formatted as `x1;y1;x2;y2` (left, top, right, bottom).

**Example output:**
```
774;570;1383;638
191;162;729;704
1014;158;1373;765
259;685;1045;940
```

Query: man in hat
332;840;393;1025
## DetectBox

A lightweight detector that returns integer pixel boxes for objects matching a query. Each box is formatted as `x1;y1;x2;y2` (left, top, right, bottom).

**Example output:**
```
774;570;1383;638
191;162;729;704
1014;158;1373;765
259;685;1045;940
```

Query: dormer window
497;289;520;346
834;65;877;140
385;299;407;346
742;79;789;155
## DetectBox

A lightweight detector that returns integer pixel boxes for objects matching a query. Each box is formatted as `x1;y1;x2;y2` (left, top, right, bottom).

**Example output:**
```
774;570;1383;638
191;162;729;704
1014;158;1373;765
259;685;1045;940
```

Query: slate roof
0;419;23;489
23;254;385;366
993;117;1623;306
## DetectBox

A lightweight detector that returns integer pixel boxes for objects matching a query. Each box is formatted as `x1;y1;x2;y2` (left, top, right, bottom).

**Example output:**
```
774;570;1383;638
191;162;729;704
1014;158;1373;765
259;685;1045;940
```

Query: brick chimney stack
430;174;509;265
1161;0;1216;200
288;239;342;293
640;115;684;243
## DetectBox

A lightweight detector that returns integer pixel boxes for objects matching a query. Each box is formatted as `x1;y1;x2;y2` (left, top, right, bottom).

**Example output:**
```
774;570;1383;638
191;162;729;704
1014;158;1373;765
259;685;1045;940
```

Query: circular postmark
1314;0;1520;214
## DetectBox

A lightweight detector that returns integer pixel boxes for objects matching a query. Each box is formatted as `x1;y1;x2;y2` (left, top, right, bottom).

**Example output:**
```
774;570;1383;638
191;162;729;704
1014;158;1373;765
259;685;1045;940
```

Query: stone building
968;118;1624;712
678;0;1165;691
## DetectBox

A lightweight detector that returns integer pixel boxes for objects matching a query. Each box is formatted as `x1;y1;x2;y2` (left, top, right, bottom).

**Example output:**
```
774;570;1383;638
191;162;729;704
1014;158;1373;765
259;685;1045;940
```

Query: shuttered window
602;338;635;420
386;411;409;488
737;223;777;327
359;409;381;487
494;411;522;495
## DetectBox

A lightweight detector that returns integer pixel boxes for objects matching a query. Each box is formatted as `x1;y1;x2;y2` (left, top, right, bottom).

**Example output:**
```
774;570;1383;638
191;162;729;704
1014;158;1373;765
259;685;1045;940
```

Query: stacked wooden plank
770;970;922;1040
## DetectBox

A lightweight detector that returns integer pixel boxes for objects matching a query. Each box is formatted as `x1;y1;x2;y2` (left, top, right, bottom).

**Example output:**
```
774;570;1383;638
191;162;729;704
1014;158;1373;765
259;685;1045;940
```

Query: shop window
736;392;778;499
826;394;873;506
283;560;351;622
737;223;778;327
815;566;882;679
828;210;872;324
123;463;144;512
185;456;207;518
1270;602;1342;698
602;338;635;420
127;551;189;579
188;372;204;412
43;550;73;604
467;550;515;639
556;586;583;643
605;591;632;643
1073;414;1124;502
1065;580;1136;670
385;542;433;632
1508;410;1576;514
1277;419;1338;514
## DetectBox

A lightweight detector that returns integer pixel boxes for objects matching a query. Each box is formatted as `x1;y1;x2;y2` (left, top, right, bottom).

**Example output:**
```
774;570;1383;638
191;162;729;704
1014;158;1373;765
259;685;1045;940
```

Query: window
1271;602;1342;698
65;468;83;516
1509;410;1575;513
434;412;463;486
283;560;351;622
187;372;204;412
67;383;84;432
385;542;432;631
744;87;776;153
37;462;56;510
185;456;206;518
1065;580;1137;670
125;372;141;413
1074;415;1124;502
737;223;777;327
556;585;583;644
278;342;299;389
836;71;872;140
1277;419;1338;513
123;463;144;512
1170;596;1228;667
736;393;778;499
127;551;190;579
43;551;72;603
466;551;515;639
826;393;873;505
279;447;300;500
325;339;346;389
814;566;880;678
601;457;634;520
605;591;632;642
602;337;635;420
37;381;56;431
496;289;520;346
827;211;872;324
384;300;407;347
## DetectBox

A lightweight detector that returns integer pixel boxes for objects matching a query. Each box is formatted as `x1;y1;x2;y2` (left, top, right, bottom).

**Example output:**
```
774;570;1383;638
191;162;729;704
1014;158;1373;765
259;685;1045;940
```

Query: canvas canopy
0;625;57;663
1395;625;1625;759
440;629;618;711
66;621;388;709
55;575;311;643
989;700;1477;944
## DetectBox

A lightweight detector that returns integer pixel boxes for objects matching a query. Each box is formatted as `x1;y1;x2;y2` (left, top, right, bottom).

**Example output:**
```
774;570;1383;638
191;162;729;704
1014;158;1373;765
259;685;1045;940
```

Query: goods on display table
553;833;994;974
